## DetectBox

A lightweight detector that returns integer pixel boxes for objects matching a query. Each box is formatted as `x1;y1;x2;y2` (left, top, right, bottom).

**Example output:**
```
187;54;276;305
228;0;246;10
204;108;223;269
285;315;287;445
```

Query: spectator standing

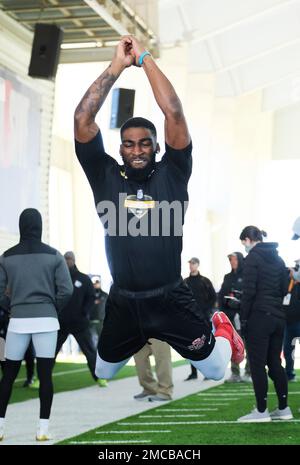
0;209;73;441
134;339;173;401
184;257;216;381
90;276;108;348
218;252;251;383
55;252;107;387
237;226;292;422
283;261;300;382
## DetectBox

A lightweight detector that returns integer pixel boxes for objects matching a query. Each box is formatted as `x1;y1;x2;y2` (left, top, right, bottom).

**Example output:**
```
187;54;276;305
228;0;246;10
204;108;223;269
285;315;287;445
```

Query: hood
19;208;42;241
228;251;244;274
234;252;244;272
69;264;79;278
250;242;279;264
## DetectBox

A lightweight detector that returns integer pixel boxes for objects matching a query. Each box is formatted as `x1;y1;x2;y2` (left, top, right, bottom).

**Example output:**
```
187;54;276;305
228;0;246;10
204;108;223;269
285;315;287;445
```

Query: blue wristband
138;51;151;66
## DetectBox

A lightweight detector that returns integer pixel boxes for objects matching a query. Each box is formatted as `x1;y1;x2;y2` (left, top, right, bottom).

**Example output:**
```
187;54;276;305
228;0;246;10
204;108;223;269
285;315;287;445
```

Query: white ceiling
159;0;300;110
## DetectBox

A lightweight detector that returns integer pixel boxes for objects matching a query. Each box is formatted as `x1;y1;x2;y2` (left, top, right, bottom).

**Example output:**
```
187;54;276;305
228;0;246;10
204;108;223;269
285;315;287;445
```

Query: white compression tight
189;337;231;381
95;352;130;379
95;337;231;381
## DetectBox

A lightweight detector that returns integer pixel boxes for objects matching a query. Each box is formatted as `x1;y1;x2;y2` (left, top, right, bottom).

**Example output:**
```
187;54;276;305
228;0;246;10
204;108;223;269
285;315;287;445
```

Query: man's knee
190;359;226;381
95;353;129;379
208;363;226;381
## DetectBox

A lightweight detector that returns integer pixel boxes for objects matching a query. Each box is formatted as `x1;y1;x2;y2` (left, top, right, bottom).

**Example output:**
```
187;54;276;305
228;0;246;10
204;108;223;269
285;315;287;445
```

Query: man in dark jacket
218;252;244;321
55;251;102;385
90;276;108;348
218;252;249;382
184;257;216;380
283;262;300;382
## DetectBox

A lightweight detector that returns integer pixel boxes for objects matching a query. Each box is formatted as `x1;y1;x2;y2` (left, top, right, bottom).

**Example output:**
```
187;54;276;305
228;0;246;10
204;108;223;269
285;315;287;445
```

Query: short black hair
120;117;157;139
239;226;267;242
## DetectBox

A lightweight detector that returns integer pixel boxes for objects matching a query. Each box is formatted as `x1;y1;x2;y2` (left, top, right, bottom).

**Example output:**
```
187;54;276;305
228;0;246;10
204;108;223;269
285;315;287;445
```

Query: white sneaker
241;375;252;383
0;427;3;441
225;374;242;383
237;408;271;423
270;406;293;420
36;429;51;441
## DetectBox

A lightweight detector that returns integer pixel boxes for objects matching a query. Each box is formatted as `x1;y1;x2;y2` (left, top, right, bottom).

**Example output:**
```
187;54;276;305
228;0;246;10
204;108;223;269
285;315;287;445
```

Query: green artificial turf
58;372;300;445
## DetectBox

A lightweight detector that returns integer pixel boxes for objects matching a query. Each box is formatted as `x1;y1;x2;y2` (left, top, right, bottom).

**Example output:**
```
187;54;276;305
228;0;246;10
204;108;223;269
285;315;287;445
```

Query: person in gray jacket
0;208;73;441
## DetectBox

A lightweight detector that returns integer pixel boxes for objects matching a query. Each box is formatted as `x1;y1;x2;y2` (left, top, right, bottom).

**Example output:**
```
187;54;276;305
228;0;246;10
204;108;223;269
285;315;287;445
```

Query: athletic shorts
98;280;215;363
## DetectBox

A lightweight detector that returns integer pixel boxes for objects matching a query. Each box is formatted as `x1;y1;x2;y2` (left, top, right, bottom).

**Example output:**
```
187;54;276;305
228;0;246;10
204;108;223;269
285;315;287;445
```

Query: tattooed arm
74;37;134;143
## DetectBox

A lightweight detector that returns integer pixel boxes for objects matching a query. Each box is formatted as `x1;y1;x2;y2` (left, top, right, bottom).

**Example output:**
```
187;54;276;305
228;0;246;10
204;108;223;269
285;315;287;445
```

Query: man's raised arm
129;36;190;150
74;38;134;143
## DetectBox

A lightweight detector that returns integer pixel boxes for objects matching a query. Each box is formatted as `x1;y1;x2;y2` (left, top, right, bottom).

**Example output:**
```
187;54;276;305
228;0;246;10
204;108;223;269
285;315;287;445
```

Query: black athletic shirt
75;131;192;291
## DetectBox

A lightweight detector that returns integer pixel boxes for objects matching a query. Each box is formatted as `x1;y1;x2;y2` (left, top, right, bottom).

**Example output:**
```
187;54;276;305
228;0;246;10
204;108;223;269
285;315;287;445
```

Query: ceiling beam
62;35;119;43
20;15;107;24
60;45;114;63
2;3;86;13
84;0;129;35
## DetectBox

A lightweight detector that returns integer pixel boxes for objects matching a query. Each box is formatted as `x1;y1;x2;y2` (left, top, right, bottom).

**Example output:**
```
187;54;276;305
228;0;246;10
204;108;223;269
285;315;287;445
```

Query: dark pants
190;364;197;376
55;327;97;381
246;311;288;412
283;321;300;380
0;358;54;418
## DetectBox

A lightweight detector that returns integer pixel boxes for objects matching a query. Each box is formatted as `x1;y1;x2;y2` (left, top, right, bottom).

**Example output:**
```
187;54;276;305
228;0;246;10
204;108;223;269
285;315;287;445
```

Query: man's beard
122;156;156;181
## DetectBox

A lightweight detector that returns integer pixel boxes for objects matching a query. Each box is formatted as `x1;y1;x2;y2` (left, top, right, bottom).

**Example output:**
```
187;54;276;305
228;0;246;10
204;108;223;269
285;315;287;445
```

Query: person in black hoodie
237;226;292;423
55;252;104;386
0;208;73;441
218;252;251;382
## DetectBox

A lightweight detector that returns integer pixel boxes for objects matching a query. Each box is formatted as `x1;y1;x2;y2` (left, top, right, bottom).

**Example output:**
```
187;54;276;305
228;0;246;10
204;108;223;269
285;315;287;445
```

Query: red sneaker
212;311;245;364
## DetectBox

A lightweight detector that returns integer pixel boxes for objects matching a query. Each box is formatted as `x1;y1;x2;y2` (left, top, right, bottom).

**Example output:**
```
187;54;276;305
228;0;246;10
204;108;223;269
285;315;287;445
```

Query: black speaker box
110;88;135;129
28;23;63;79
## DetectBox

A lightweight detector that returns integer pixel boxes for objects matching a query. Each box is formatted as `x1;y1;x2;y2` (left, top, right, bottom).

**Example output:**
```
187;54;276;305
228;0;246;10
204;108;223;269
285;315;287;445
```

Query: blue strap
138;51;151;66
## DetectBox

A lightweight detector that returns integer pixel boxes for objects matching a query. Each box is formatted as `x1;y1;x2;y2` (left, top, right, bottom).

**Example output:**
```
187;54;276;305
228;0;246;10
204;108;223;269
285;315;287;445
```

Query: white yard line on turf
199;398;235;401
118;420;300;425
197;393;252;396
139;414;206;418
158;408;218;411
216;389;253;392
181;398;232;407
69;440;152;444
96;430;171;434
198;392;300;396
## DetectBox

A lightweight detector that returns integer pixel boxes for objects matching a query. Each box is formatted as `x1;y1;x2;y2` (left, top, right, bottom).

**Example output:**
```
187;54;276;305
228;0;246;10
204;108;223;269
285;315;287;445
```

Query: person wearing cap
218;252;250;383
291;217;300;281
184;258;216;381
90;277;108;348
55;252;106;387
283;259;300;382
74;35;245;385
0;209;73;441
